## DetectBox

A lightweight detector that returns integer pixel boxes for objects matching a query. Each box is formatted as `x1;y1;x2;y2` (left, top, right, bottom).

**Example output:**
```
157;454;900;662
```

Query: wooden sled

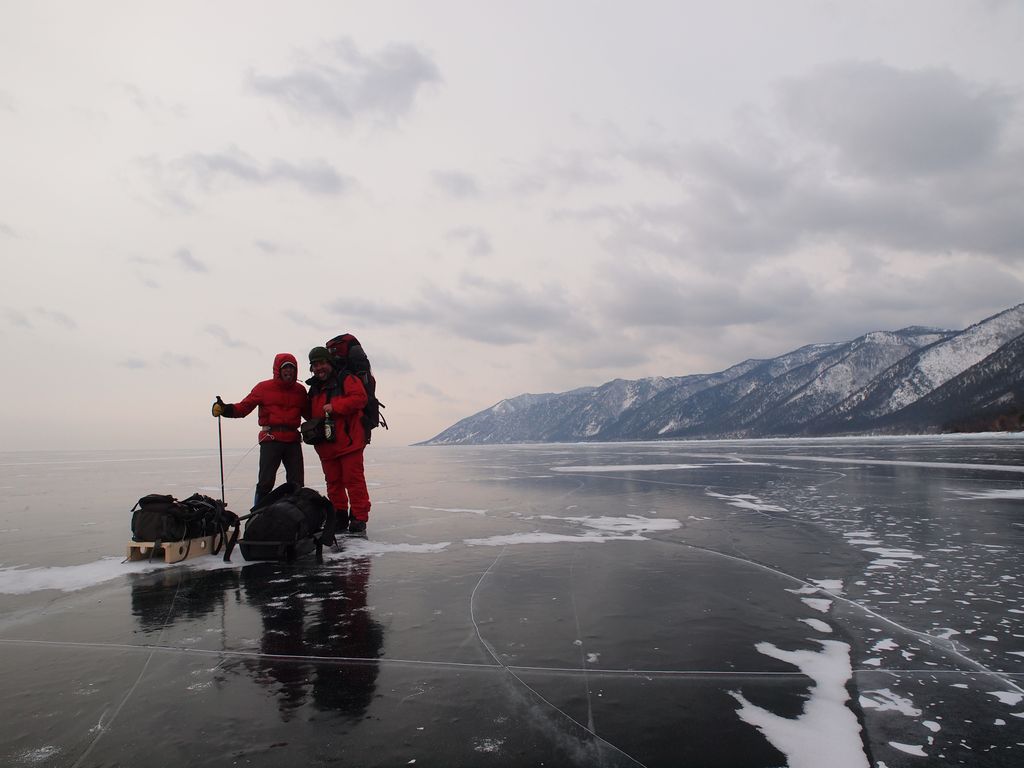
126;532;224;564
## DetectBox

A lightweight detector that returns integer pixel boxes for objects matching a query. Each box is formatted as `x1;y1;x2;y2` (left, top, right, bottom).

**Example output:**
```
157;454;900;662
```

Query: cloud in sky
584;63;1024;266
33;308;77;329
325;274;584;346
432;170;481;199
179;148;353;197
2;1;1024;448
3;308;31;329
780;61;1011;177
173;248;208;273
284;309;337;332
205;325;258;352
249;37;441;125
446;227;492;258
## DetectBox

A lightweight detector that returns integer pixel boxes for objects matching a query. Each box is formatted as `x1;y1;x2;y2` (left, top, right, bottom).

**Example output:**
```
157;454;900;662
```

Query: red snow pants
320;449;371;522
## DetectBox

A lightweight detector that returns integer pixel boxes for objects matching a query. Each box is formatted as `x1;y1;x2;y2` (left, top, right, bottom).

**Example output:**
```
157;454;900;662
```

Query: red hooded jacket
227;353;308;443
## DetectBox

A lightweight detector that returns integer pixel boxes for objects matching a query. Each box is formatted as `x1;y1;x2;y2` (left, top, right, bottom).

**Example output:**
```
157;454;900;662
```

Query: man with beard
212;353;307;505
305;346;370;541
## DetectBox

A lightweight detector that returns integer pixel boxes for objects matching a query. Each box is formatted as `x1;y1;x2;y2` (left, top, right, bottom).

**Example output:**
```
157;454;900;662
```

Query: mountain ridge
421;303;1024;445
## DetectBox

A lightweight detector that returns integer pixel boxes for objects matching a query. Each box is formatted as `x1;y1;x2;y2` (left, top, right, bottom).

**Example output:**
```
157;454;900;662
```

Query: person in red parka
212;353;307;505
305;346;370;539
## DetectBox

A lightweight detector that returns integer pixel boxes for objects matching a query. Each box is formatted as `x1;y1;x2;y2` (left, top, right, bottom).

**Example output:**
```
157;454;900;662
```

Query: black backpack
130;493;241;561
325;333;388;442
239;483;333;561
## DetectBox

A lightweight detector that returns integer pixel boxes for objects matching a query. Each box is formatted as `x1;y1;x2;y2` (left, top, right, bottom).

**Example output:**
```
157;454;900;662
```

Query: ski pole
216;395;226;506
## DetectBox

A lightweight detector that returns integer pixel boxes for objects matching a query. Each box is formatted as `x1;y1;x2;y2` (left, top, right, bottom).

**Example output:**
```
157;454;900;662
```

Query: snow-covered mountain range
422;303;1024;445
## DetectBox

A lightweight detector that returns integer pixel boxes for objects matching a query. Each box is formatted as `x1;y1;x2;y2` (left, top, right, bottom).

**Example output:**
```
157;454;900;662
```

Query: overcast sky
2;1;1023;450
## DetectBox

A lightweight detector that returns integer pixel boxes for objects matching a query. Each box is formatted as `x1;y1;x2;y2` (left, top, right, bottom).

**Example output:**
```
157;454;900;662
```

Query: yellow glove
212;399;226;417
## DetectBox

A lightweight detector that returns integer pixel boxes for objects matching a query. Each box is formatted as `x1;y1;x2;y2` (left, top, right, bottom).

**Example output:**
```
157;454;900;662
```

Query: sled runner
126;533;225;564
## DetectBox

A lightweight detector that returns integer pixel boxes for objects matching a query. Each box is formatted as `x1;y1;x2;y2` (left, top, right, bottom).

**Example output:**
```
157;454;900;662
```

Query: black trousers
255;440;304;505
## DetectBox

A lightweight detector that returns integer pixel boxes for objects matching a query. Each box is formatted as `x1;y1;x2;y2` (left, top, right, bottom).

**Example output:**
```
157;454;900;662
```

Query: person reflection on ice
240;557;383;721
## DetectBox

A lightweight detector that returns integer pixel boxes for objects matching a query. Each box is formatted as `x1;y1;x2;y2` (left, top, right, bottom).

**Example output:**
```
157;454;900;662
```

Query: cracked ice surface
0;436;1023;767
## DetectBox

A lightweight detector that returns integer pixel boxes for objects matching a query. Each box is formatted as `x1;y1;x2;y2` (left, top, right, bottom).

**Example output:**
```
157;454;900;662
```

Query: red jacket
307;370;368;457
228;353;307;443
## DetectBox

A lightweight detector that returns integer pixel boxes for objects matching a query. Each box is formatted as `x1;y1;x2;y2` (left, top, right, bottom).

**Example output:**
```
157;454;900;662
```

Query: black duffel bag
131;494;209;543
239;483;333;562
131;492;242;562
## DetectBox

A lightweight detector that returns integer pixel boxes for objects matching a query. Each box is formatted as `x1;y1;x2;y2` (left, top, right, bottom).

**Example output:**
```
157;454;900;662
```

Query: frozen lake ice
1;436;1022;766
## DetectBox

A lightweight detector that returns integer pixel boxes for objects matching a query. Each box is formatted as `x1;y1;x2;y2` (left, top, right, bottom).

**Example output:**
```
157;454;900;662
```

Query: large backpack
130;492;241;561
239;483;333;561
325;333;388;443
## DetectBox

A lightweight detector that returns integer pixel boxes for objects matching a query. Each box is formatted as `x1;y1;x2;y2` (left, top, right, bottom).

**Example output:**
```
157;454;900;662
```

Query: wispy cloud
600;62;1024;263
161;352;203;369
417;382;456;402
325;273;587;346
508;150;620;197
117;354;204;371
0;222;16;237
3;308;31;328
205;324;258;351
119;82;186;119
249;37;441;126
780;61;1010;177
33;308;77;329
181;148;353;196
284;309;337;332
446;227;492;258
173;248;208;273
137;148;354;212
432;170;481;199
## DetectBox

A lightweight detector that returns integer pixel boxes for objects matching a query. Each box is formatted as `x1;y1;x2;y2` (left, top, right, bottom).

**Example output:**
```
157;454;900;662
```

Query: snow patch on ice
986;691;1024;706
800;618;832;633
541;515;681;534
862;548;921;561
802;598;833;614
859;688;921;716
330;540;452;558
0;556;231;594
706;491;787;513
17;746;60;764
473;737;504;753
0;514;678;594
810;579;844;593
411;506;489;515
953;488;1024;500
551;464;704;472
465;532;636;547
889;742;927;757
731;640;868;768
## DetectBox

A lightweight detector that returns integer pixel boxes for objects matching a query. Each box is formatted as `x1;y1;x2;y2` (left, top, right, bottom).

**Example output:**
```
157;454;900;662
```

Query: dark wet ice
1;437;1022;766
